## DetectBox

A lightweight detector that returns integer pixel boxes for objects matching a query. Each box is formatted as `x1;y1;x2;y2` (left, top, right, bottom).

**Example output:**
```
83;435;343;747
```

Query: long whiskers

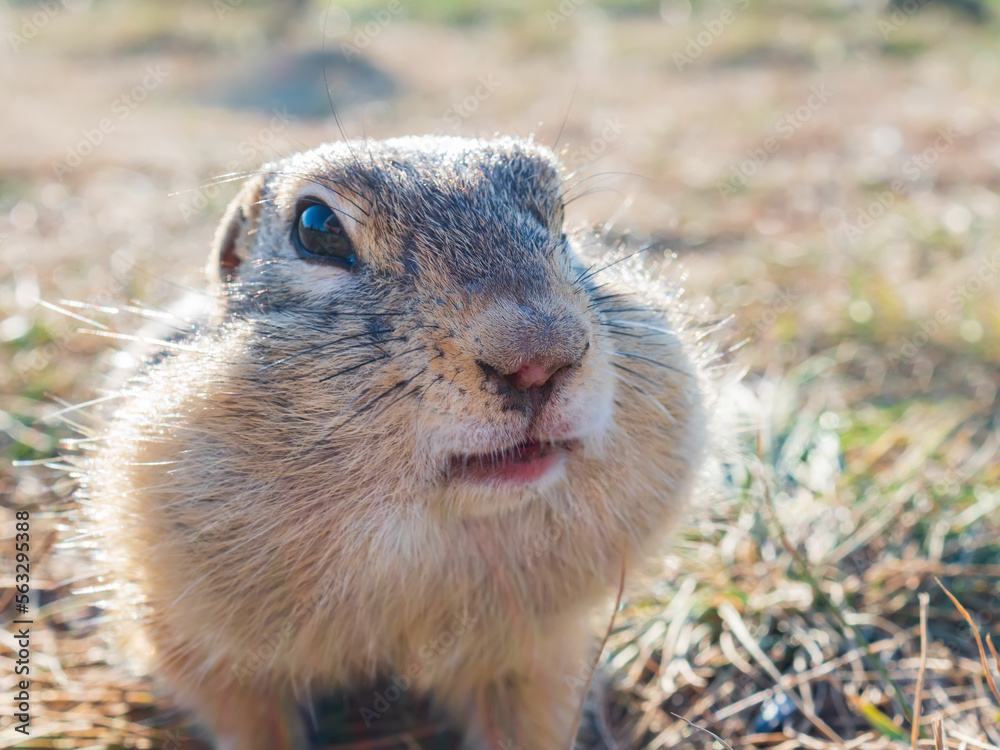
600;348;688;376
573;246;651;287
257;330;395;371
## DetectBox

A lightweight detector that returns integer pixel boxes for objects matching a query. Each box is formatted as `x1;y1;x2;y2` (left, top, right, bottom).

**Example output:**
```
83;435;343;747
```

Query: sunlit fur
81;136;709;749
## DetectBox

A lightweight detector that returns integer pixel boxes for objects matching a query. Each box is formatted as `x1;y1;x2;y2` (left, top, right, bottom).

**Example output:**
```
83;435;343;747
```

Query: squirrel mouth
448;439;575;487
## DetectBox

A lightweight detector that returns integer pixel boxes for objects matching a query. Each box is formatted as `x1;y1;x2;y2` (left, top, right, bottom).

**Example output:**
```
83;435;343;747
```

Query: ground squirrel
80;135;708;749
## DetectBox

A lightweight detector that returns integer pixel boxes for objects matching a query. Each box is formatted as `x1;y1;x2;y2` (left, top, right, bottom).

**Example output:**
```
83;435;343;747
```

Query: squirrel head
195;136;687;517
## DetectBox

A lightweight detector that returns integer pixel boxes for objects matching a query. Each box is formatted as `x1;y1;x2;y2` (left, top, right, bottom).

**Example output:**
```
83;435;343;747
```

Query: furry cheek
538;358;617;442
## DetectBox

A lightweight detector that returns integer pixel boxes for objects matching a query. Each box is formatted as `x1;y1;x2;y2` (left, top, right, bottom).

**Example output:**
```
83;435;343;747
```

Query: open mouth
449;439;576;487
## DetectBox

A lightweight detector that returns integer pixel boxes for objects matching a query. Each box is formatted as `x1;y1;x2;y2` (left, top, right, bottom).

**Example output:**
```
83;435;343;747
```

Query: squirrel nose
476;350;583;396
508;361;565;391
472;304;590;404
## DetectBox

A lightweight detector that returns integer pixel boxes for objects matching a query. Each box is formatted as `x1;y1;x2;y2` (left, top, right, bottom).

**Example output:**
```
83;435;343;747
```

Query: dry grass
1;0;999;747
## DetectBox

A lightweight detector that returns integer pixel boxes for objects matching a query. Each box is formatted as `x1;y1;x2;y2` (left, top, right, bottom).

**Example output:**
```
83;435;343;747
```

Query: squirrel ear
208;174;266;286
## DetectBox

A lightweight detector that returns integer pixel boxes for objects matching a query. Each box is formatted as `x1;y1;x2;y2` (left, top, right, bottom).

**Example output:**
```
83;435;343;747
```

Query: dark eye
293;203;356;268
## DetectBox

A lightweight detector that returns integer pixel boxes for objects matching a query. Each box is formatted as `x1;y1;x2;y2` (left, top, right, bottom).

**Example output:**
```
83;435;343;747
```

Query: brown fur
80;136;708;749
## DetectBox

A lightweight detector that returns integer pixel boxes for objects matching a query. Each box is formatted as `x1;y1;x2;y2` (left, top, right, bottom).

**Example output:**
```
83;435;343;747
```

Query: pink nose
509;361;559;391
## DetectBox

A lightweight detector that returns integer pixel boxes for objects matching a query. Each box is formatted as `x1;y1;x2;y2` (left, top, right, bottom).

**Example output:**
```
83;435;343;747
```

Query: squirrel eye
293;203;356;268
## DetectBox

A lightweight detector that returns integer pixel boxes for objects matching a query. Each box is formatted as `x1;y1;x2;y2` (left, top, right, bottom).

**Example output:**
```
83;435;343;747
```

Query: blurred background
1;0;1000;747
